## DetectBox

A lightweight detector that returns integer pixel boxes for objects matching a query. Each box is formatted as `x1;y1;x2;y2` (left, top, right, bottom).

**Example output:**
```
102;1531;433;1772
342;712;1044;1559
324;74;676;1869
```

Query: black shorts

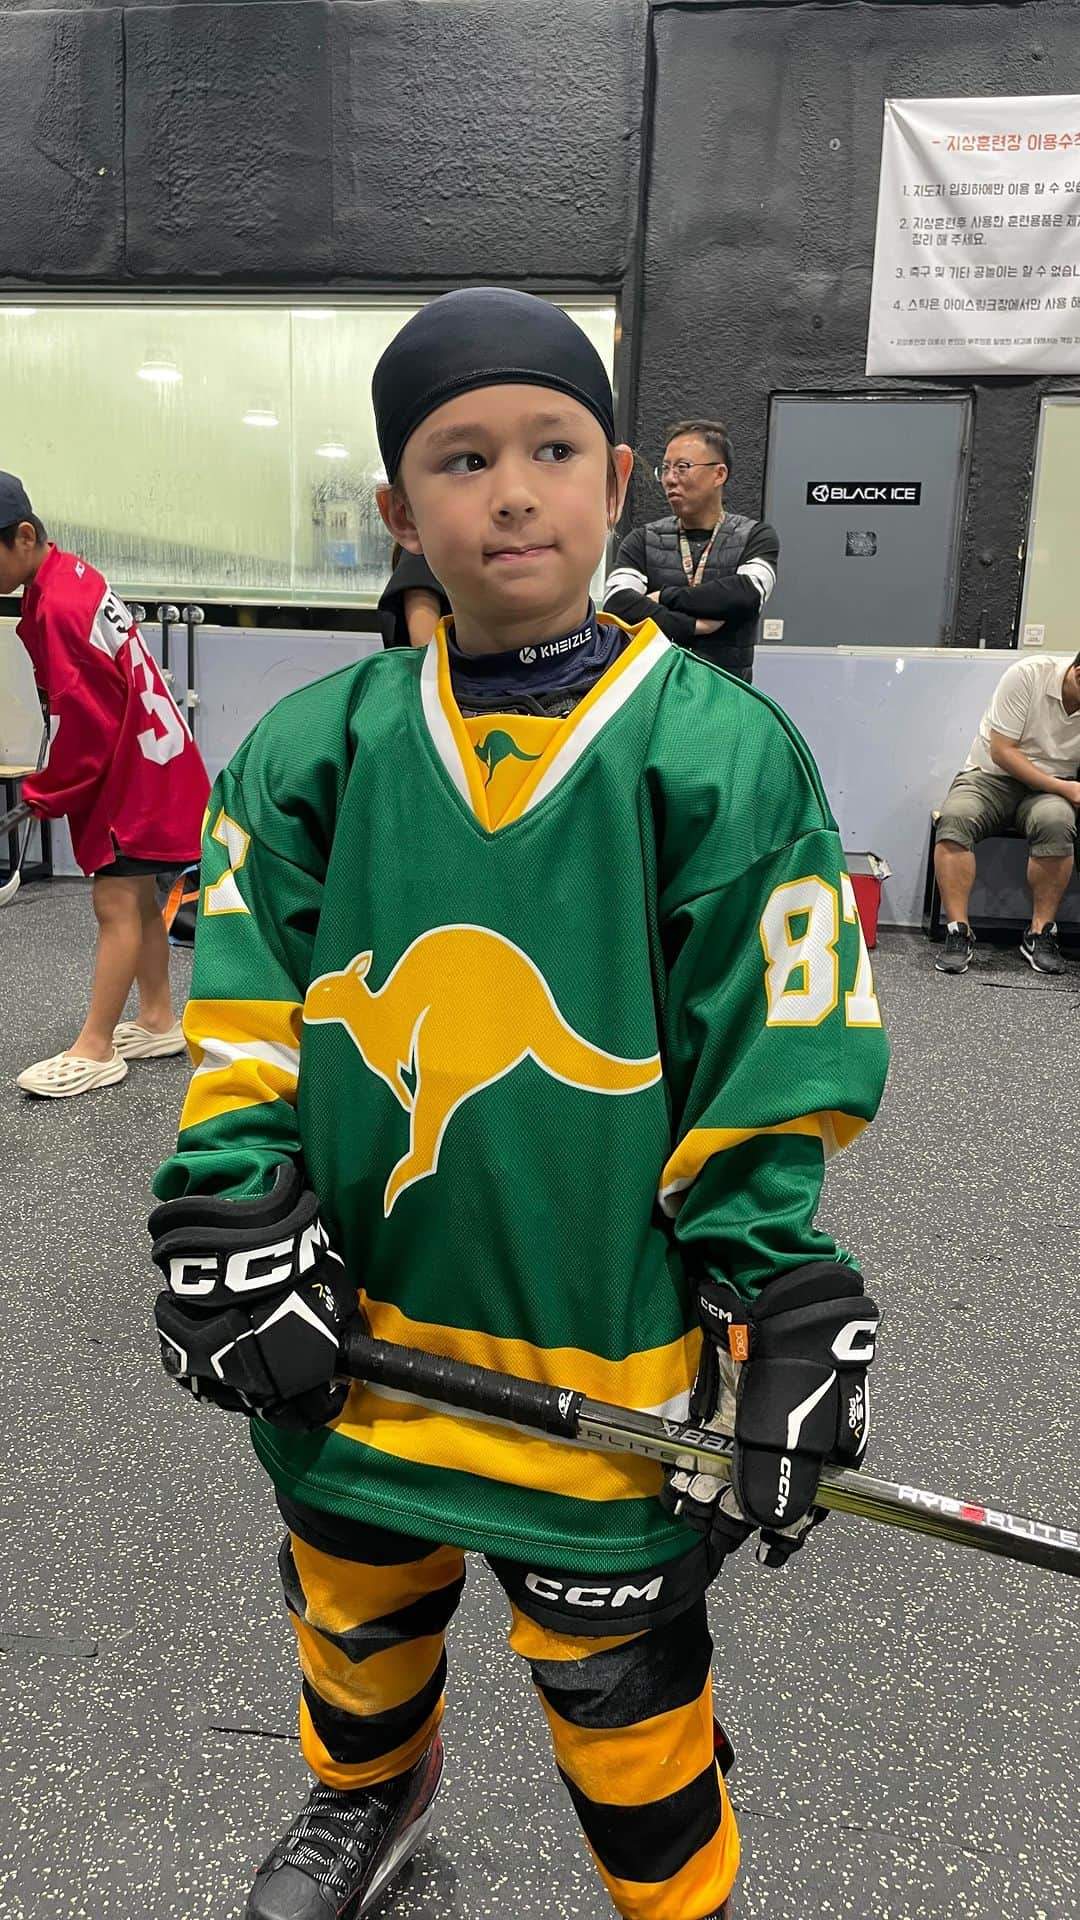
92;855;181;879
276;1490;725;1637
92;836;184;880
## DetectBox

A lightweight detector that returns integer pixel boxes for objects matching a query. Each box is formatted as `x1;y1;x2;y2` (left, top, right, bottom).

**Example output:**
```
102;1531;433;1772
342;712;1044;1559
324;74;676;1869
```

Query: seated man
934;650;1080;975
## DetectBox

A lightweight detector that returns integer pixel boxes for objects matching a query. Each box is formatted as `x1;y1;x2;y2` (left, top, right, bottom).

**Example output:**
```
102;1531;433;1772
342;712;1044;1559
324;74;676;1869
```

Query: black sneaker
247;1736;443;1919
1020;925;1067;975
935;923;975;974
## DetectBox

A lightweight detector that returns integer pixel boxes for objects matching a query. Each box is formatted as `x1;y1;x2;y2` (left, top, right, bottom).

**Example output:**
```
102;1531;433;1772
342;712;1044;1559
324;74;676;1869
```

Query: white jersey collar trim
419;617;671;829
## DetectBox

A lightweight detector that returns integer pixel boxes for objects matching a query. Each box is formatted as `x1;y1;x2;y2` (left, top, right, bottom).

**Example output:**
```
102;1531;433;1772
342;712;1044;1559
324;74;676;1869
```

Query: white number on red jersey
127;629;190;766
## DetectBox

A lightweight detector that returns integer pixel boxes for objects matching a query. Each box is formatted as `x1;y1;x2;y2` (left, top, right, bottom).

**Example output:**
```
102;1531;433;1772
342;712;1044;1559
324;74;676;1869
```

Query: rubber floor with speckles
2;881;1078;1920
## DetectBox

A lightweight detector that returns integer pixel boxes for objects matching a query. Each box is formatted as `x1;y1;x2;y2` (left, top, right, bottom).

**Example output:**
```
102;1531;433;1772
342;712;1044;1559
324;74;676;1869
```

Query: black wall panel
0;9;124;281
2;0;640;289
330;0;638;284
124;4;335;279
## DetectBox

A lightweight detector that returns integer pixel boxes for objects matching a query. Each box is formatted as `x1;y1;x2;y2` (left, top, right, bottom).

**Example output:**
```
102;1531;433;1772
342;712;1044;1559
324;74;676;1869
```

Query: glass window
0;299;616;609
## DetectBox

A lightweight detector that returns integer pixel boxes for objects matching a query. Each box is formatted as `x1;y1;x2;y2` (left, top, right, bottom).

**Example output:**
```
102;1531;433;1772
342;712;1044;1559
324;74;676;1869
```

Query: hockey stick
0;800;31;841
0;806;34;906
339;1329;1080;1580
0;716;48;907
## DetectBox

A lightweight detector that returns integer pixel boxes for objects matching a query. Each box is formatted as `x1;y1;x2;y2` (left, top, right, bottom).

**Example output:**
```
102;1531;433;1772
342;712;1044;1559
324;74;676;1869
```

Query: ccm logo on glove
775;1455;793;1521
149;1162;357;1432
167;1218;332;1297
831;1318;877;1363
727;1313;876;1369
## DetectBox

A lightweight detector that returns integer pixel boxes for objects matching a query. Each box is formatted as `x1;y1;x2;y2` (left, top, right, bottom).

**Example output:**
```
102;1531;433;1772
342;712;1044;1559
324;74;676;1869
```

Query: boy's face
382;386;632;649
0;521;42;596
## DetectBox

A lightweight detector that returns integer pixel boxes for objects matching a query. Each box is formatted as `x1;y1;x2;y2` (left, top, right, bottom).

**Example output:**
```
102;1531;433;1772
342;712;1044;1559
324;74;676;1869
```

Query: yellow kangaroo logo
304;924;661;1216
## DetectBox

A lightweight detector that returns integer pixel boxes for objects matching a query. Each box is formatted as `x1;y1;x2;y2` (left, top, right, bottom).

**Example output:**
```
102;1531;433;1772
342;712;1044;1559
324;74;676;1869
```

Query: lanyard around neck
678;512;726;588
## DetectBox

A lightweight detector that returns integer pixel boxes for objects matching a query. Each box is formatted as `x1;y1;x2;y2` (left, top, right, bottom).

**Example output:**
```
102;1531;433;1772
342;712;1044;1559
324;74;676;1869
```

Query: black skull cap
372;288;615;479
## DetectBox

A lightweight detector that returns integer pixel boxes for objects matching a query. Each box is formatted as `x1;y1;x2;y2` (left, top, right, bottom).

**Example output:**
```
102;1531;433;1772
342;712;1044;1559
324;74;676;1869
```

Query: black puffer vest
644;512;759;680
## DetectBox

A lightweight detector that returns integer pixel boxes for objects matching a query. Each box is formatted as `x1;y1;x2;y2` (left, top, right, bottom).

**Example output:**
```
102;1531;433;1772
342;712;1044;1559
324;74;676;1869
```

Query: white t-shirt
965;655;1080;780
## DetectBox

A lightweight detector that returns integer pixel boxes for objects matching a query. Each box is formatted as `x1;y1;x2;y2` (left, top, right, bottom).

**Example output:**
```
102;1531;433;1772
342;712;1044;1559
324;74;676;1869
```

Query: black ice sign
807;482;922;506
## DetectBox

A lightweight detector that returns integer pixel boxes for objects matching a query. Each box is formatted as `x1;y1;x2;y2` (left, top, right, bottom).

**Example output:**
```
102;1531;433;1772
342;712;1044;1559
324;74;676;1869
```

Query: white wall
5;619;1078;926
754;645;1080;928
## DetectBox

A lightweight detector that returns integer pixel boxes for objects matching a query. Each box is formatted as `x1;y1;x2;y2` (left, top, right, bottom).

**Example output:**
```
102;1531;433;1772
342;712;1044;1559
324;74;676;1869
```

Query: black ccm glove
662;1262;879;1568
150;1163;356;1432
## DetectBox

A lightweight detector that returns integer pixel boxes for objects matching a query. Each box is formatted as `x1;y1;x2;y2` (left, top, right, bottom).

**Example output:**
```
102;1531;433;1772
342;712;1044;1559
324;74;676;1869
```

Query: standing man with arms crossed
934;650;1080;975
603;421;778;684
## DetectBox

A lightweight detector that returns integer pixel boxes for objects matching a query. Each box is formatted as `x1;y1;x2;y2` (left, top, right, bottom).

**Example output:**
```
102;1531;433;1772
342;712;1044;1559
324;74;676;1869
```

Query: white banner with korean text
867;95;1080;374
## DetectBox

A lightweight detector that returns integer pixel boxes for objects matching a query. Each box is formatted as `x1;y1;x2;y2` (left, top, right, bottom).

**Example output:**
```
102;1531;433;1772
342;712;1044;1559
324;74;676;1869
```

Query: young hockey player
149;290;889;1920
0;474;209;1097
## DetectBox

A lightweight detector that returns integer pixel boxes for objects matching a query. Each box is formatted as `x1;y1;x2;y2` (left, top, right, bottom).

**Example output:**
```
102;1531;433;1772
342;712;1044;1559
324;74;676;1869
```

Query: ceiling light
138;357;182;385
316;441;350;459
0;306;37;317
242;407;280;428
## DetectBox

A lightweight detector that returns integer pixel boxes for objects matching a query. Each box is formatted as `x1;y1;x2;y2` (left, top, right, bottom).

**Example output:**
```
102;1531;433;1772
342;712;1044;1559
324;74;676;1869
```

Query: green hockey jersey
155;617;889;1571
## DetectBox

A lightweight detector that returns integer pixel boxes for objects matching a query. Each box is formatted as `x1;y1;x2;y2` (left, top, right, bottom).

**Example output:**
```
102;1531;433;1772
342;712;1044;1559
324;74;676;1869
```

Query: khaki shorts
936;769;1077;859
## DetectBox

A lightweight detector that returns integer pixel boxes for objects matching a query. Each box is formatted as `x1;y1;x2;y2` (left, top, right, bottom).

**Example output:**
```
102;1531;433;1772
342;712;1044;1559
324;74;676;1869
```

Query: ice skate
246;1735;443;1919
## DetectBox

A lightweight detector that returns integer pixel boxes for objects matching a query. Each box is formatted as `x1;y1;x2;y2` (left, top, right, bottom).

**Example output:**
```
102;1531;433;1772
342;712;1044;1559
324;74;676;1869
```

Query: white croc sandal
112;1019;186;1060
16;1049;129;1098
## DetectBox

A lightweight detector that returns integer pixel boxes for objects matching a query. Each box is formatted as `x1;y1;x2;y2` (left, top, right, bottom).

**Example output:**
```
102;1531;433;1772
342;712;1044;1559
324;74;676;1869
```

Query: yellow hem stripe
362;1294;700;1409
335;1382;665;1503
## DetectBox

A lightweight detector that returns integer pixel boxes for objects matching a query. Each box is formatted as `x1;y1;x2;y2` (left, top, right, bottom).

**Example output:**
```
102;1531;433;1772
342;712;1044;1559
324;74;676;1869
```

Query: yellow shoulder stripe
659;1110;867;1215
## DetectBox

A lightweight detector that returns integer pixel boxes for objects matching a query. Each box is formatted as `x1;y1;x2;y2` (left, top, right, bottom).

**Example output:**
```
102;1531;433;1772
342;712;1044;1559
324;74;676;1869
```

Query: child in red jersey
0;473;210;1098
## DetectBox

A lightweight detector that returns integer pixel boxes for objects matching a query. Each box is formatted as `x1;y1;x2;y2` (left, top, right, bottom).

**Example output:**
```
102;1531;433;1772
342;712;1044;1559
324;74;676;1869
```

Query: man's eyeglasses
654;460;725;482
